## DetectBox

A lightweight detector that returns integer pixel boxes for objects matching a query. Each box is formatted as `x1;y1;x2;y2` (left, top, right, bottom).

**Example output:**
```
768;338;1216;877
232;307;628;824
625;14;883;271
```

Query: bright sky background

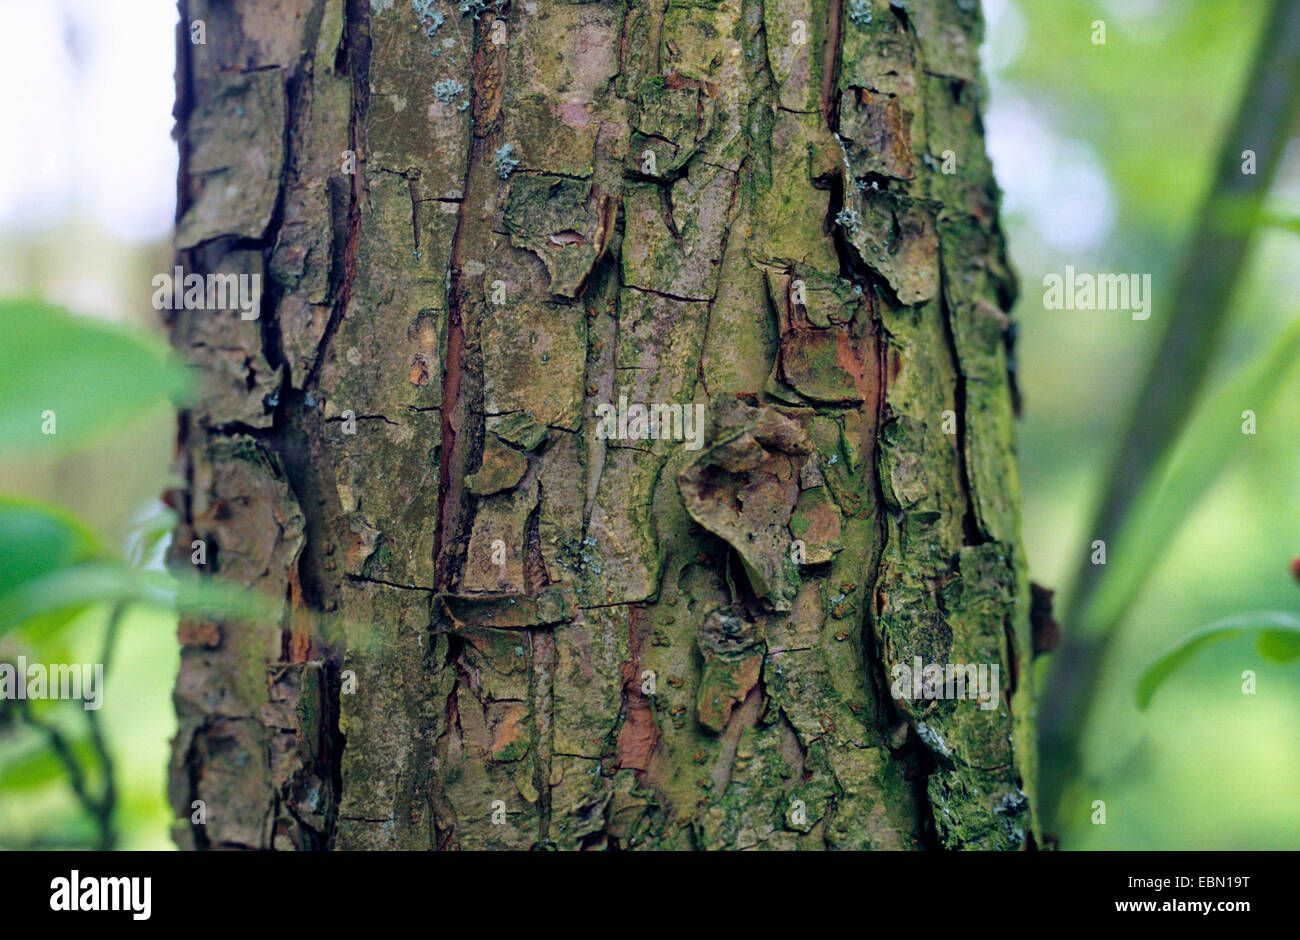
983;0;1113;255
0;0;178;242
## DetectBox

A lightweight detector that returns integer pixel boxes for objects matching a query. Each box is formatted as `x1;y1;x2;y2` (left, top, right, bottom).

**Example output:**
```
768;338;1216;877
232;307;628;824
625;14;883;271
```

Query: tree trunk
166;0;1036;851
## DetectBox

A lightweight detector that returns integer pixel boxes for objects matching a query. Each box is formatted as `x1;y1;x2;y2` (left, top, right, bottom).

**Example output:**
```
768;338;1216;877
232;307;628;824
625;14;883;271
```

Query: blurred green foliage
0;299;275;848
999;0;1300;848
0;298;189;848
1138;611;1300;711
0;299;190;456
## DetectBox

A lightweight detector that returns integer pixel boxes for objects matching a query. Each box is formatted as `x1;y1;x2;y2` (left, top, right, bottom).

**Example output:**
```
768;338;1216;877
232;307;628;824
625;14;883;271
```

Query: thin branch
18;701;98;820
15;602;125;850
84;601;125;850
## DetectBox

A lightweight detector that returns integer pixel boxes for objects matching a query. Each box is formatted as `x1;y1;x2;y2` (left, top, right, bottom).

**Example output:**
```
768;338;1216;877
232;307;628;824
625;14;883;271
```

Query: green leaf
0;496;102;598
0;563;281;639
1081;317;1300;632
1257;627;1300;663
0;748;67;793
0;733;91;794
0;298;191;455
1137;610;1300;710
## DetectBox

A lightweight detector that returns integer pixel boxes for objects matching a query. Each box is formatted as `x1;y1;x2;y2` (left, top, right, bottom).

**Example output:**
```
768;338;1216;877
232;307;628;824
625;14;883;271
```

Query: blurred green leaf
1081;317;1300;632
0;495;106;637
1137;610;1300;709
1257;627;1300;662
0;298;191;455
0;748;67;793
0;732;93;794
0;563;280;639
0;495;102;597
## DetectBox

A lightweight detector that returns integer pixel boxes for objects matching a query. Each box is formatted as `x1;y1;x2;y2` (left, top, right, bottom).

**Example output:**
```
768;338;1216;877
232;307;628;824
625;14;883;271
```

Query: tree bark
166;0;1036;850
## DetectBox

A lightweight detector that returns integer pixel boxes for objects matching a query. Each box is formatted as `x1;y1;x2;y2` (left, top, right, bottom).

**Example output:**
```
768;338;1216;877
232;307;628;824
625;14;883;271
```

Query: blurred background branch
1040;0;1300;832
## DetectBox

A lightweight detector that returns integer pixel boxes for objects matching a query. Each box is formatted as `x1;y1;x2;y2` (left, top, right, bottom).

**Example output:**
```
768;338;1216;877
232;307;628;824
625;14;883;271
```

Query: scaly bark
166;0;1036;850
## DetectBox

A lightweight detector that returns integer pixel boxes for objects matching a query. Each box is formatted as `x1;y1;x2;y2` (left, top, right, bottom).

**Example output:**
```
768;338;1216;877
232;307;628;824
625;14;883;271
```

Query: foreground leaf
1137;610;1300;709
0;563;282;639
0;298;191;455
0;496;103;598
